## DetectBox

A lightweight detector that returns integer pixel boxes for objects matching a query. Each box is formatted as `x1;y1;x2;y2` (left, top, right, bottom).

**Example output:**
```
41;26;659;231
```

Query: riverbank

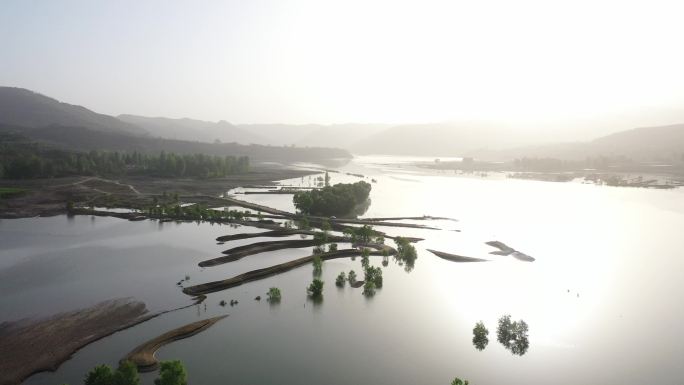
0;167;313;219
122;316;227;372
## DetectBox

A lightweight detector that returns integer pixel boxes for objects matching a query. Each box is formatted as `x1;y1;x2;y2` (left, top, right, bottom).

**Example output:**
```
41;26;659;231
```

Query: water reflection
392;237;417;273
496;315;529;356
350;198;371;217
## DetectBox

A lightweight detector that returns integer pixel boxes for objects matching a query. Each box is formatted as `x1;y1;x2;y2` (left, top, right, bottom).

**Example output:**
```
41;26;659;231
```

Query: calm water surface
2;155;684;385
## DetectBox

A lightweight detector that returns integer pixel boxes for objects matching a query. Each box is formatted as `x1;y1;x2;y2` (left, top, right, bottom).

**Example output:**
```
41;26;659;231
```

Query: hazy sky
2;0;684;135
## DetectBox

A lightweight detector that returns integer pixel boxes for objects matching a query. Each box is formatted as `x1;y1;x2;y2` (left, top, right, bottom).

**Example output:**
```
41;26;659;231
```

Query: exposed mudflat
122;316;227;372
0;299;151;385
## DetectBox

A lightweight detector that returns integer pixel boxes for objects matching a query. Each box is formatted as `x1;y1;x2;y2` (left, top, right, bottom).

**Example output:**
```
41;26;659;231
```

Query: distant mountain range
118;115;267;144
1;86;683;162
477;123;684;162
0;87;351;165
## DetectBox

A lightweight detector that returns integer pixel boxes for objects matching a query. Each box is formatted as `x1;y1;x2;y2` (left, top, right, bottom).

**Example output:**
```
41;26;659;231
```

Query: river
2;155;684;385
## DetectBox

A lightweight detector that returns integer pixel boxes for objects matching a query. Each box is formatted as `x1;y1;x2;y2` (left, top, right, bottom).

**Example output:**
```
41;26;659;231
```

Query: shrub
154;360;187;385
267;287;282;302
394;236;417;272
335;272;346;287
312;255;323;275
362;280;376;297
307;278;324;297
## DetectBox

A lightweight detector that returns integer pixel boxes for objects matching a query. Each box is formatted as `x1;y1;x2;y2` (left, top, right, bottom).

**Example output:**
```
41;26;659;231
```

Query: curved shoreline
427;249;489;262
216;229;316;242
184;245;395;296
200;236;348;267
486;241;535;262
121;316;227;372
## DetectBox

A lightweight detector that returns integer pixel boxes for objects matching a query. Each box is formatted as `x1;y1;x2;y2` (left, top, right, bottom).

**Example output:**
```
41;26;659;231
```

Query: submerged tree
312;255;323;275
335;272;346;287
307;278;324;297
362;280;376;297
394;236;418;272
472;321;489;351
361;248;370;269
496;315;529;356
451;378;469;385
364;265;383;289
348;270;357;284
267;287;282;302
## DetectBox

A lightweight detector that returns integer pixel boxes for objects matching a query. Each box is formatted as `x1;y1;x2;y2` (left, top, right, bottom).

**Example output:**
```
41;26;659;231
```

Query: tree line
0;137;249;179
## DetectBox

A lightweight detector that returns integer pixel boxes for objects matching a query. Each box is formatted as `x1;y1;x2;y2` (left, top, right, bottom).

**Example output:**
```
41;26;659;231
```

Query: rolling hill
118;115;267;144
0;87;145;135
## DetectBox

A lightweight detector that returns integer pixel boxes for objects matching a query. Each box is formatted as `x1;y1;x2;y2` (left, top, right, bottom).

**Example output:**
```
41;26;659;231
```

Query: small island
292;180;371;216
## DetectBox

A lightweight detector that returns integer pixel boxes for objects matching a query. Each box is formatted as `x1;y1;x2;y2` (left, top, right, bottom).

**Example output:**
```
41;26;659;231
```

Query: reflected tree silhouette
393;236;417;273
496;315;529;356
472;321;489;351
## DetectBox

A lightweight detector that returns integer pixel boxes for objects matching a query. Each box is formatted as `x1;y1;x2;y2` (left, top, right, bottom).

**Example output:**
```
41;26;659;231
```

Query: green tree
312;255;323;275
451;378;469;385
84;365;114;385
307;278;324;297
496;315;529;356
267;287;282;302
335;272;346;287
394;236;418;272
362;280;376;296
472;321;489;351
154;360;187;385
114;361;140;385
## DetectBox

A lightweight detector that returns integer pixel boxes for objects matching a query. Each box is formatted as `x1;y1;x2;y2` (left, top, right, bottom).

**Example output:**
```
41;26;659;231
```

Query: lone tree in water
472;321;489;351
307;278;324;297
496;315;529;356
335;272;346;287
267;287;282;302
312;255;323;275
394;236;418;272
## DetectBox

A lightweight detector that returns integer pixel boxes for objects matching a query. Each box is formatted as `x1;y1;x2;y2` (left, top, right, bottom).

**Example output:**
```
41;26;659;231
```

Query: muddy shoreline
122;316;227;372
0;167;313;219
184;244;396;296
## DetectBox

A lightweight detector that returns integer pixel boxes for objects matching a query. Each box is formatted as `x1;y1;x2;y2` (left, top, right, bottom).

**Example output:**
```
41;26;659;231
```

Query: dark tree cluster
292;181;371;216
0;135;249;179
496;315;529;355
394;236;418;272
76;360;187;385
144;203;251;222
